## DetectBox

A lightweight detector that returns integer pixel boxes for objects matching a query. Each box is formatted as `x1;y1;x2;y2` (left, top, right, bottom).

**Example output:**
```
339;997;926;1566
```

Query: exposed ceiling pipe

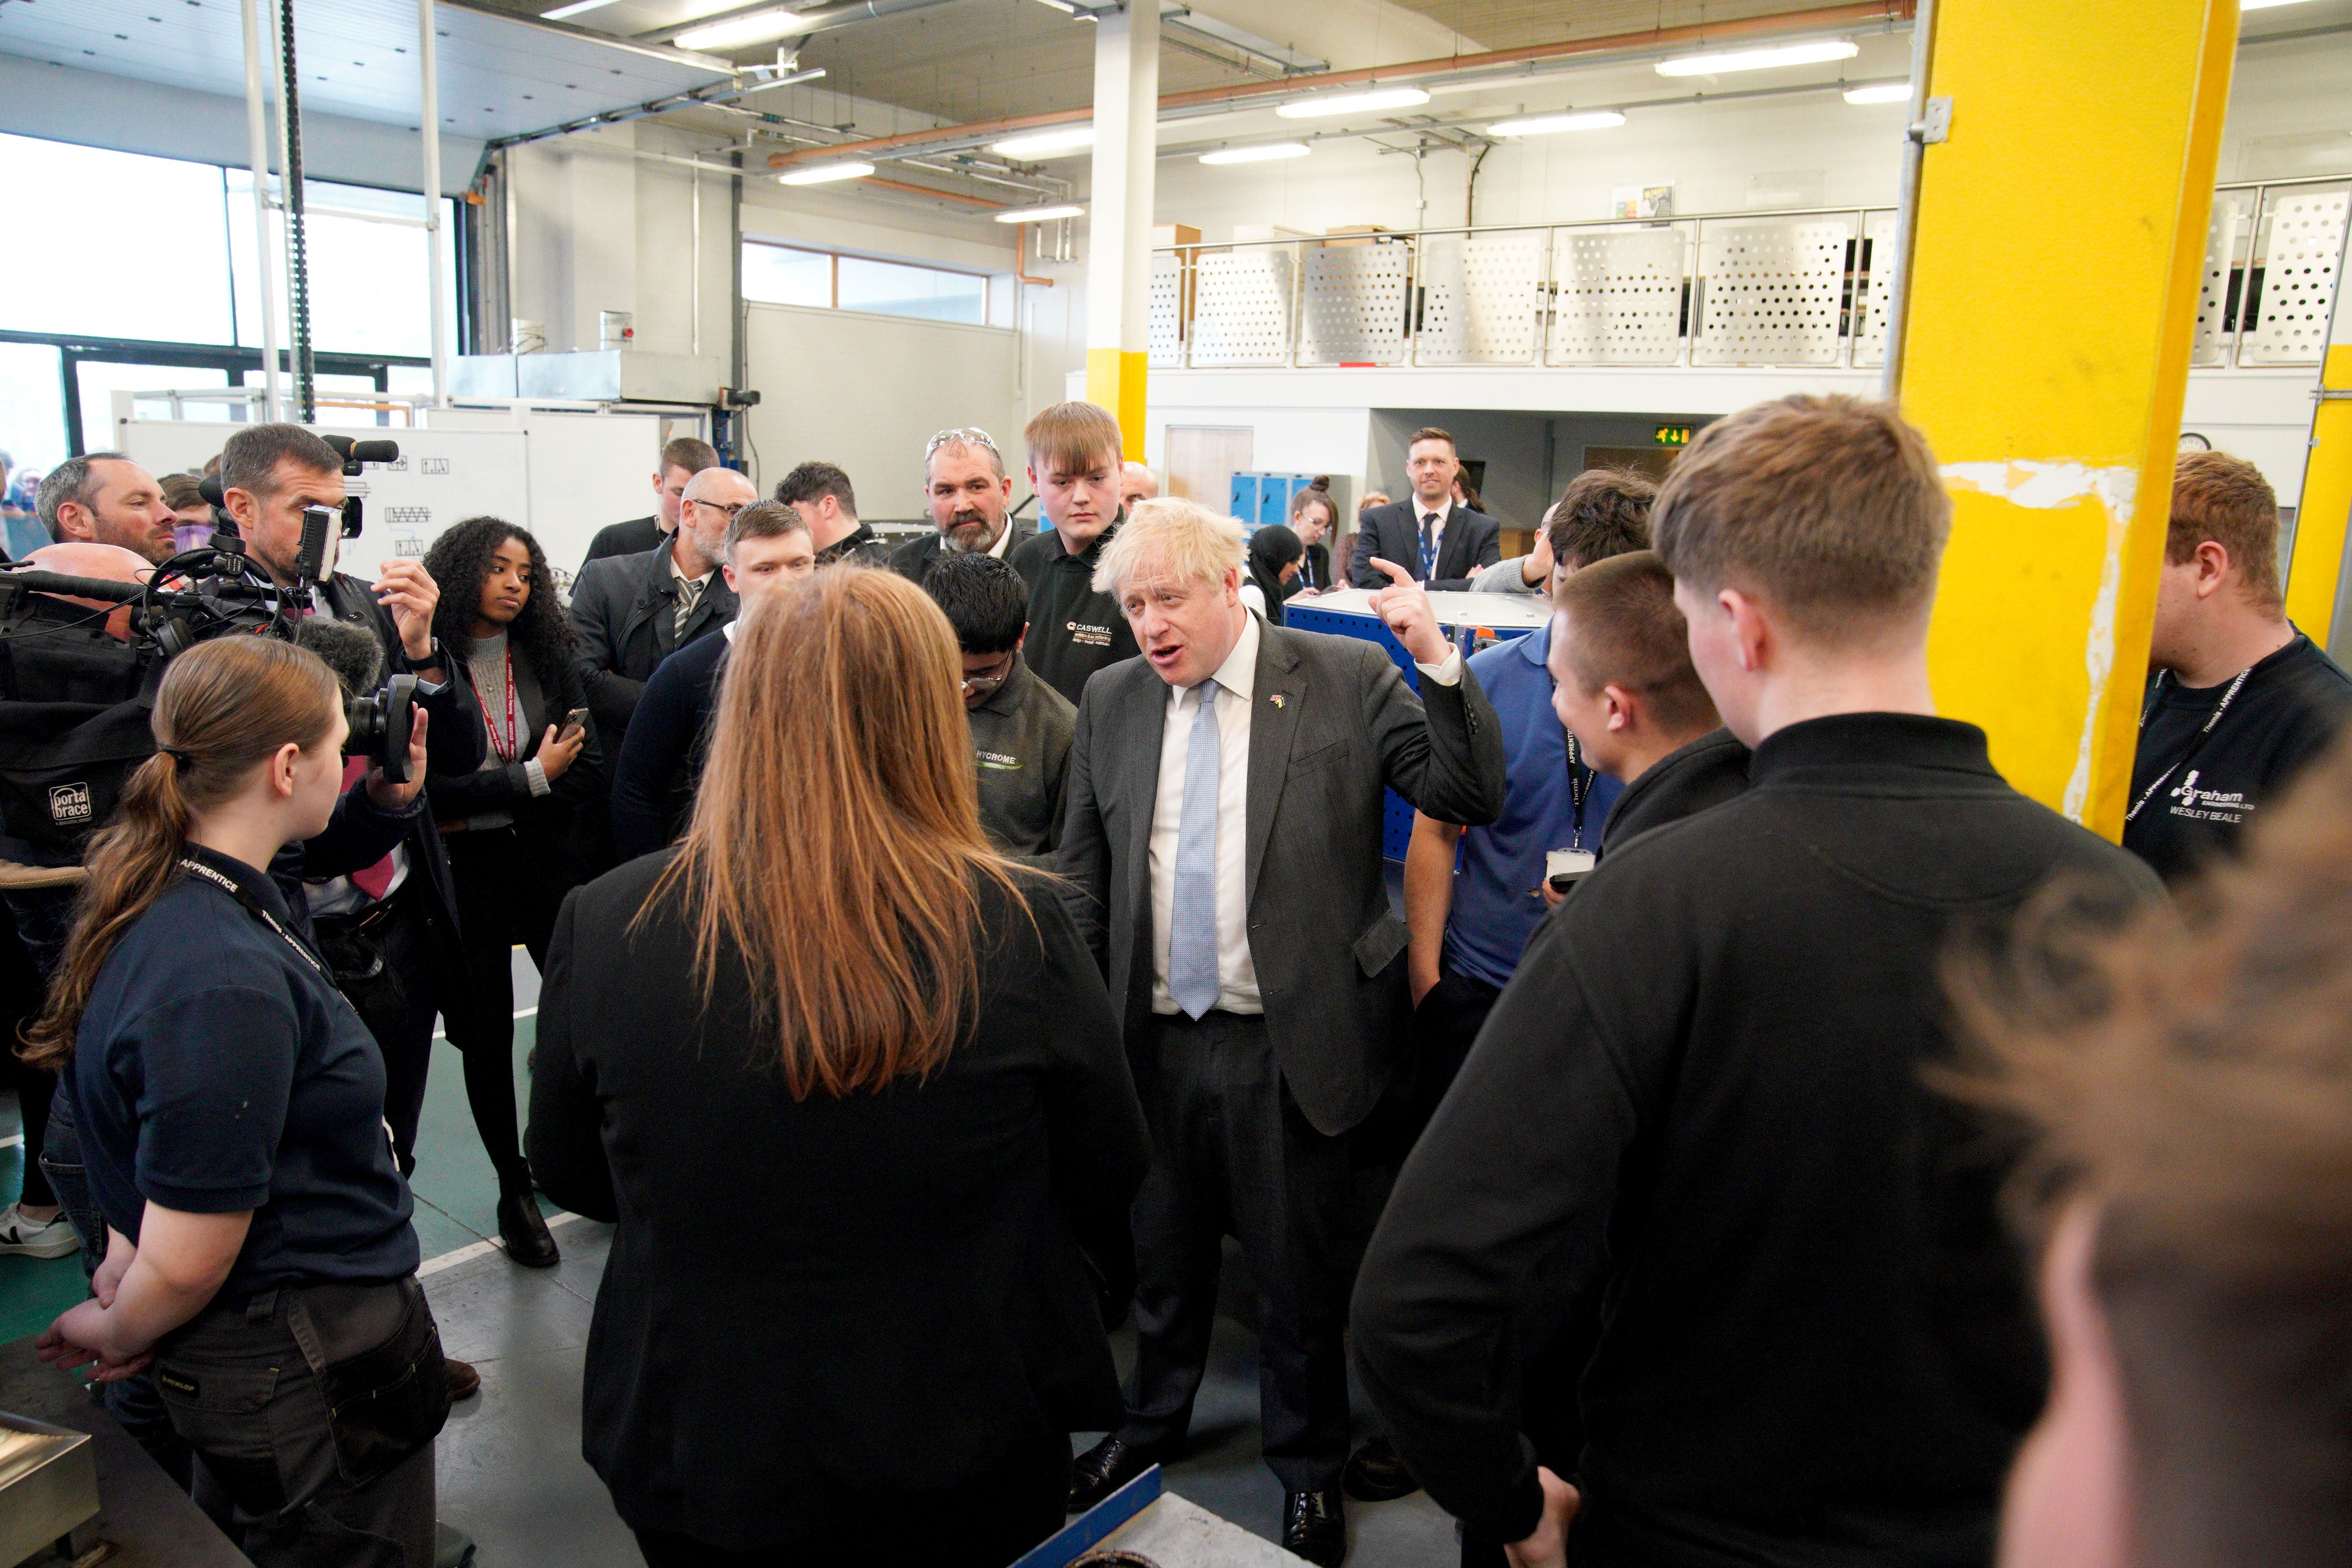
634;0;961;48
767;0;1915;169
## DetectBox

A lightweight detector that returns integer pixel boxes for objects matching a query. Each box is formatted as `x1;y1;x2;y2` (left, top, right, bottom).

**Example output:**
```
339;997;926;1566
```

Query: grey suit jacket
1056;621;1507;1136
567;541;737;746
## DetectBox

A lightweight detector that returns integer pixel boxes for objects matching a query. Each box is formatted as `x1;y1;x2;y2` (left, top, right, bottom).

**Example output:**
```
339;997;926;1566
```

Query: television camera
0;434;422;855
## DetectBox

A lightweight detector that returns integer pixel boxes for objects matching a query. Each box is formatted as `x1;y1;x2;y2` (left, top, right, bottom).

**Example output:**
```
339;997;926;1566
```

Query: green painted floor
0;1020;546;1345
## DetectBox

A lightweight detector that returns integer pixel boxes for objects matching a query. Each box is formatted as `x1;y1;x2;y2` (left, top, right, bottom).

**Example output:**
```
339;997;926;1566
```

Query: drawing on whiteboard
422;458;451;476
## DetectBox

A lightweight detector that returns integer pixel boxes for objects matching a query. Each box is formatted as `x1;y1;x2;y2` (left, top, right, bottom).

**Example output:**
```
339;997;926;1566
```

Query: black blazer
1349;500;1501;591
527;855;1149;1550
424;637;608;877
566;542;737;747
1285;541;1334;597
1056;621;1506;1136
582;515;667;569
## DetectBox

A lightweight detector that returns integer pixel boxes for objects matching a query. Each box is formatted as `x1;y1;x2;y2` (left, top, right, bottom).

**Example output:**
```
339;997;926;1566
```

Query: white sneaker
0;1202;80;1258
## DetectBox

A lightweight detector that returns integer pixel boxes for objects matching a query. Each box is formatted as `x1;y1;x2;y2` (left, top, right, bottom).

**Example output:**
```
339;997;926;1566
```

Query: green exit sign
1654;424;1693;447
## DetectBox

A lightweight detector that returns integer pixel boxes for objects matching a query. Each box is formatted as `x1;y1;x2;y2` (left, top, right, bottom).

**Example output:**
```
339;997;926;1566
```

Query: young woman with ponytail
30;636;448;1568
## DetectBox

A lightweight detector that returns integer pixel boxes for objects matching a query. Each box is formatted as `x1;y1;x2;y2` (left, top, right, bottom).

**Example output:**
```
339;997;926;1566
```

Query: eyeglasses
927;427;1000;460
688;498;751;520
960;655;1015;696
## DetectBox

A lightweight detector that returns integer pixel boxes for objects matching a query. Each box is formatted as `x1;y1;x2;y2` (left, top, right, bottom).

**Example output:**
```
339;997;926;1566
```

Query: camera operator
35;454;177;567
29;637;448;1568
214;424;486;1201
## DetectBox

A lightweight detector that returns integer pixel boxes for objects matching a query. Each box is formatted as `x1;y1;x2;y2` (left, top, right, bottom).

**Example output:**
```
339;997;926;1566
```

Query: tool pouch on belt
286;1276;452;1488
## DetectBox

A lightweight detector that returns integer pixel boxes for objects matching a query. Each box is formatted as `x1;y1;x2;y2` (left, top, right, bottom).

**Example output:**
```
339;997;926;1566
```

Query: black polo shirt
72;843;418;1296
1007;520;1140;707
2124;631;2352;882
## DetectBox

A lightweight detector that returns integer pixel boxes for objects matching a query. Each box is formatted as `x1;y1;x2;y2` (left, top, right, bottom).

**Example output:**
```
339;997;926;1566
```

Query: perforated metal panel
1299;243;1411;364
1692;220;1853;366
2244;187;2348;365
1547;228;1687;365
1416;232;1546;364
1850;212;1900;369
1189;250;1295;367
1148;252;1187;366
2190;197;2247;367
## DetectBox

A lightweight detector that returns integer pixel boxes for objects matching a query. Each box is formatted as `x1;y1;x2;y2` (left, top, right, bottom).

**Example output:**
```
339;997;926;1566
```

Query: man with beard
890;428;1014;588
34;453;177;565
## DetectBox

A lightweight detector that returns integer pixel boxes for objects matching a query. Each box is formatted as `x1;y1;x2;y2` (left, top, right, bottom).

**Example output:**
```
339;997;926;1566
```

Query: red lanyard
482;646;519;762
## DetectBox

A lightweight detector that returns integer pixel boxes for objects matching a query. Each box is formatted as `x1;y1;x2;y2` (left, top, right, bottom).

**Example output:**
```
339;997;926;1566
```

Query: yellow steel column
1083;0;1158;458
2283;341;2352;647
1899;0;2239;839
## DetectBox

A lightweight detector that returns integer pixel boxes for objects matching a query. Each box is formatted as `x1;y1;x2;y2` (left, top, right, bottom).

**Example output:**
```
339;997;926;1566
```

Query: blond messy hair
1092;497;1246;596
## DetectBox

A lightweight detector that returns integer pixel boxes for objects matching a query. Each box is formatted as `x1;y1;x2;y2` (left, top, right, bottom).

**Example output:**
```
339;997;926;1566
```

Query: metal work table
0;1336;244;1568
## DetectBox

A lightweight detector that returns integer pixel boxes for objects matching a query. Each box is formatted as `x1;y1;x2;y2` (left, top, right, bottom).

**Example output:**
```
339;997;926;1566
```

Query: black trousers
317;885;442;1179
1121;1009;1358;1493
441;827;566;1190
1406;963;1503;1150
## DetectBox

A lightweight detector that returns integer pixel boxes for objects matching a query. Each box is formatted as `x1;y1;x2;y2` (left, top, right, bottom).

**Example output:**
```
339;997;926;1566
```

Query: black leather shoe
1068;1435;1169;1513
1341;1434;1420;1502
497;1190;560;1269
1283;1487;1346;1567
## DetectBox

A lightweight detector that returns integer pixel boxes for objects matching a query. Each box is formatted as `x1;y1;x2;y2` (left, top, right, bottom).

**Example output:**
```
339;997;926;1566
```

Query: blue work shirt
73;842;418;1298
1442;621;1622;990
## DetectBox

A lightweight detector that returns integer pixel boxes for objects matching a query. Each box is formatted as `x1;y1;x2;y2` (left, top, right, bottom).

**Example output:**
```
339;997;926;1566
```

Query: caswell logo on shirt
48;782;91;826
1066;619;1115;649
2168;768;2250;826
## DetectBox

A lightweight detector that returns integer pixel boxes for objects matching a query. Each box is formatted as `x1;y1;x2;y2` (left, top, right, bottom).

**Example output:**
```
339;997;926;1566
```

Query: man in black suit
1351;427;1502;592
1058;498;1506;1565
579;436;721;569
889;427;1014;588
568;465;747;753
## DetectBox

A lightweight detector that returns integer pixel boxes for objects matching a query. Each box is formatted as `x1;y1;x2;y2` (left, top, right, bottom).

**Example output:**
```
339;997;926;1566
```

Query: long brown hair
20;637;340;1069
642;567;1025;1097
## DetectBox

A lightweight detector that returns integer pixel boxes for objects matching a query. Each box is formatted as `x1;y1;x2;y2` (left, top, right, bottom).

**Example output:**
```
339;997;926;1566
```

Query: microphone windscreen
294;616;385;697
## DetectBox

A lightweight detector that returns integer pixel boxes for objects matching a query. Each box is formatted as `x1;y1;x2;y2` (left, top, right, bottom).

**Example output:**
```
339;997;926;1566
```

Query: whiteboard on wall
742;301;1022;521
112;408;663;583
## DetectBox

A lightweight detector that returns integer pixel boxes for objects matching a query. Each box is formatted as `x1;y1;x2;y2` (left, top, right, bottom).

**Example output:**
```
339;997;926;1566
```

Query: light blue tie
1168;679;1222;1019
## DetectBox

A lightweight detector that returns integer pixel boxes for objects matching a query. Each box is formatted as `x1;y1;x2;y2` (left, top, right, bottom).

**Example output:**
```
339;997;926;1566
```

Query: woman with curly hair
420;517;602;1268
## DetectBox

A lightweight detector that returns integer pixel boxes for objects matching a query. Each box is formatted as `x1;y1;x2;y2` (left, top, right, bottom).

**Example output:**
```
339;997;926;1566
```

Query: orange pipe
769;1;1914;169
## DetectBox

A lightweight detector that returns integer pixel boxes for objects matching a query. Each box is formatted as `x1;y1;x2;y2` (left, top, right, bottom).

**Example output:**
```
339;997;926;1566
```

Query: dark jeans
441;827;565;1190
1;883;72;1208
630;1436;1066;1568
1121;1009;1360;1493
158;1278;441;1568
317;888;441;1178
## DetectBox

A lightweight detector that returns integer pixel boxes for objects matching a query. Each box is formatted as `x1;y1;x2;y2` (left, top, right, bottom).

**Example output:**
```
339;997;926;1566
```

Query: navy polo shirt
72;843;418;1297
1442;621;1623;991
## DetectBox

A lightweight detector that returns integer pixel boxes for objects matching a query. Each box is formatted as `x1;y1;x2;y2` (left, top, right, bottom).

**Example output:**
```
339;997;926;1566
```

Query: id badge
1547;847;1597;890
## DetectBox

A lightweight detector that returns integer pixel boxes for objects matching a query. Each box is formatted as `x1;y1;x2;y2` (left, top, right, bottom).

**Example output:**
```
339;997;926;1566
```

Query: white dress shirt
1147;611;1463;1016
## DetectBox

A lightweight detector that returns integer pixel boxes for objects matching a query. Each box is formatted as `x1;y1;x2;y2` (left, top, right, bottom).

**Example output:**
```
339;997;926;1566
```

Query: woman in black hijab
1242;524;1304;627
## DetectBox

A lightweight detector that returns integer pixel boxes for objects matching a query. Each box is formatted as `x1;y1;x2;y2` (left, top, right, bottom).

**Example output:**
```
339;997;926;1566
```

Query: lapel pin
1269;693;1286;709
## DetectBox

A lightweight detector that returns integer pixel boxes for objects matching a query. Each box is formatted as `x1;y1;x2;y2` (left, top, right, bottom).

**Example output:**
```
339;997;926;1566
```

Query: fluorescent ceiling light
1487;110;1626;137
1035;0;1078;11
991;126;1096;158
1657;39;1859;76
676;8;827;51
2242;0;2317;8
1199;142;1313;165
1274;86;1430;119
995;203;1086;224
1843;82;1912;105
540;0;621;17
776;161;875;186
